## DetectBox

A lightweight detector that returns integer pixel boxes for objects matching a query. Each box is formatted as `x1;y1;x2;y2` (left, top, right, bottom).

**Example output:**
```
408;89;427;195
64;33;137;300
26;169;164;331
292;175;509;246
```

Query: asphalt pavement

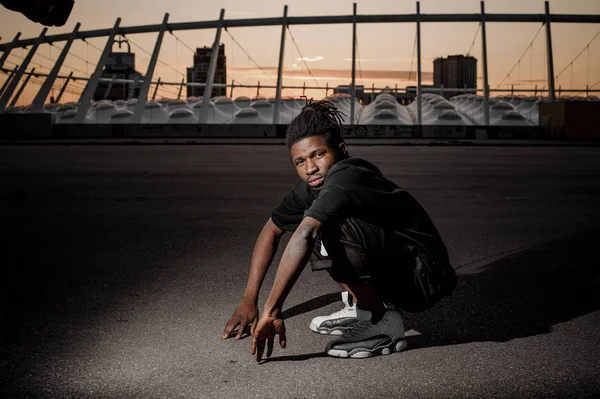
1;144;599;398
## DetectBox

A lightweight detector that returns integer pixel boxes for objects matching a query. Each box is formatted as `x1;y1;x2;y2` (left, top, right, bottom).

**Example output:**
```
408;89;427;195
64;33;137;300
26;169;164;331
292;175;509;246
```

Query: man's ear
338;142;348;158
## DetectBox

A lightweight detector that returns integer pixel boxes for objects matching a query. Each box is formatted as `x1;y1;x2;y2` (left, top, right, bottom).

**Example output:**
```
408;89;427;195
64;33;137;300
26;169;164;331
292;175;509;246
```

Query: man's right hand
222;300;258;340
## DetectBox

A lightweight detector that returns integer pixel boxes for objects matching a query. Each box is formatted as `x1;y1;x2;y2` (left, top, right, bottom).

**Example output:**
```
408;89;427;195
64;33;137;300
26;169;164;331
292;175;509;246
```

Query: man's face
290;136;347;191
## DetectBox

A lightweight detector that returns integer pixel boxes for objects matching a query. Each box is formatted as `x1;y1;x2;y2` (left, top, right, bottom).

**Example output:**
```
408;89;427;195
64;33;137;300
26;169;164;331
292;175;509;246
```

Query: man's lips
308;176;324;187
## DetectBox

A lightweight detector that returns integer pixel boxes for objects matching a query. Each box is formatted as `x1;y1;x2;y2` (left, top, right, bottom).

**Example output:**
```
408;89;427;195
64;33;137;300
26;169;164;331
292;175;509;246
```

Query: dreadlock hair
285;99;347;153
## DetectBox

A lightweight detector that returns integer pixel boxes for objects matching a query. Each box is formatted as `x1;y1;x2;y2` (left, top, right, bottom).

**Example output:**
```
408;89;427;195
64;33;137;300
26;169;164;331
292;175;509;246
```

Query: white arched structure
2;2;597;128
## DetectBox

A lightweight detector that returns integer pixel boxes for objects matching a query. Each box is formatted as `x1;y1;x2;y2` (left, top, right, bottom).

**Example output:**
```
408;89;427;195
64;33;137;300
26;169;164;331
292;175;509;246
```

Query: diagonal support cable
224;28;277;83
408;27;417;82
355;36;363;81
467;22;481;57
287;26;324;93
496;23;544;89
555;28;600;80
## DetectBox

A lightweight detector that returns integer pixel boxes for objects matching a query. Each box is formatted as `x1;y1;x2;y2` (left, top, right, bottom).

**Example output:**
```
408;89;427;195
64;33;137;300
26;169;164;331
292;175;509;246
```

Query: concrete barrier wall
540;101;600;139
0;114;53;138
0;115;547;141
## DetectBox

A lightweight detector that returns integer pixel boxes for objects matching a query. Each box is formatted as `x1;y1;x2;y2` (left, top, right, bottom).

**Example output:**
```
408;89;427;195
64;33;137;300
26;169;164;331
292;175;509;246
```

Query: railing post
132;13;170;123
74;18;121;122
10;67;35;107
0;32;22;71
481;1;490;125
350;2;357;125
152;77;161;100
0;65;19;98
416;2;422;125
545;1;556;101
273;5;288;124
198;9;225;123
31;23;81;112
177;78;184;100
0;28;47;112
55;71;73;104
371;82;374;103
103;74;116;100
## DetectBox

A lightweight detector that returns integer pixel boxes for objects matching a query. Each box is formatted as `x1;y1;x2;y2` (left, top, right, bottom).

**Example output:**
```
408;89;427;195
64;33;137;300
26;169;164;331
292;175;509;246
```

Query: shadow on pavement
282;292;341;320
404;227;600;350
267;228;600;361
261;352;329;363
223;293;341;341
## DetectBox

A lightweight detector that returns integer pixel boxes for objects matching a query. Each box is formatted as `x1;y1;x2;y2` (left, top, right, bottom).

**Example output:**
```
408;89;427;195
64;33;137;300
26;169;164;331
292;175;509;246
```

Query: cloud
229;66;433;82
342;57;430;63
511;78;548;83
296;56;324;63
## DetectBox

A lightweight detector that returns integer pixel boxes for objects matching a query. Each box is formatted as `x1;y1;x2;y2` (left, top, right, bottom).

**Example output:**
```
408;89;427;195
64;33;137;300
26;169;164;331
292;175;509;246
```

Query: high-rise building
186;44;227;98
433;54;477;98
93;41;143;101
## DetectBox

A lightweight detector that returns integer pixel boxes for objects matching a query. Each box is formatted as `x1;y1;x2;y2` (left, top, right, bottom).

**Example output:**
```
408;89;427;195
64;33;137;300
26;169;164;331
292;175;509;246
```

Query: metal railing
1;1;599;124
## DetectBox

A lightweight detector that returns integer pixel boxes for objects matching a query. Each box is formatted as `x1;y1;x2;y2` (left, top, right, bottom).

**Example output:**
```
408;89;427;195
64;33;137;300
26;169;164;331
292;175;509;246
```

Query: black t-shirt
271;157;443;242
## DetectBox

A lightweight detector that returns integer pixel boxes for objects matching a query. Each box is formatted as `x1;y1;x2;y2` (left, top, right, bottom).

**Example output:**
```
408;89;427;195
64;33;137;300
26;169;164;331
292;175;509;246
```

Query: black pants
309;217;413;308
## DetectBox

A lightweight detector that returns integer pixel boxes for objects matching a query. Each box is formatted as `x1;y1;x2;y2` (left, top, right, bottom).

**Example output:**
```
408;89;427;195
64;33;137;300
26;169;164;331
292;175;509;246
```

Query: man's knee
322;217;390;284
308;237;332;272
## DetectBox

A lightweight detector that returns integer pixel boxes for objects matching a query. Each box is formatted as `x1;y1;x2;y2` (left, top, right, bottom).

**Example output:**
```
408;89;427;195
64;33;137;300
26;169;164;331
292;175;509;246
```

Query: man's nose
305;159;318;174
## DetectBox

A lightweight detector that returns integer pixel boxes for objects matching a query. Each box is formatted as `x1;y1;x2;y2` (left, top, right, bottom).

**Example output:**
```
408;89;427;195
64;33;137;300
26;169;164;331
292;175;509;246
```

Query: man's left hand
251;313;286;362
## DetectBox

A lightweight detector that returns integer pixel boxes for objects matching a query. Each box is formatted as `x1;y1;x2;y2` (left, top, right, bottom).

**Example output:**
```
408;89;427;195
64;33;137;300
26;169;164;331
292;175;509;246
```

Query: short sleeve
303;163;359;225
271;180;315;231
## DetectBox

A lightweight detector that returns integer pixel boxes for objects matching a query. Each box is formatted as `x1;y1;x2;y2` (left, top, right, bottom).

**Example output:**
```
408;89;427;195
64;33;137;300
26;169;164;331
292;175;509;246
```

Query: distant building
186;44;227;99
433;55;477;98
334;85;365;102
93;41;143;101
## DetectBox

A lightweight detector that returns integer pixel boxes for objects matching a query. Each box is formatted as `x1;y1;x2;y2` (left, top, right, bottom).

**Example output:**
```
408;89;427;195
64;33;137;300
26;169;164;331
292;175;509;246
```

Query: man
0;0;74;27
222;100;455;361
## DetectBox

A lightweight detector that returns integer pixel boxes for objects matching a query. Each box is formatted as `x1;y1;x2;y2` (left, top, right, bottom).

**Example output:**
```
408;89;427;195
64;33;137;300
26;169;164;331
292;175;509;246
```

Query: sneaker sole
309;321;355;336
326;339;407;359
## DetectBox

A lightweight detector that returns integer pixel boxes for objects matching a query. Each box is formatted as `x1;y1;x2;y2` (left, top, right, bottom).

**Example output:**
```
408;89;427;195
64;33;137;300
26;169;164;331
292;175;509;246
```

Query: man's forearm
242;222;282;302
263;228;317;316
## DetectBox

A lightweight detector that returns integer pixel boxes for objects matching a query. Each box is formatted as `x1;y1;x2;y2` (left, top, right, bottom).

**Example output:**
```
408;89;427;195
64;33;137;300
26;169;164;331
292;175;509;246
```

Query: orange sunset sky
1;0;600;104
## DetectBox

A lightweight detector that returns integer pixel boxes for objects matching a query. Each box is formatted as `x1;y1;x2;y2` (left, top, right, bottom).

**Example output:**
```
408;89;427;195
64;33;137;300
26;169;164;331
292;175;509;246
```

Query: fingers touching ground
221;317;241;339
266;337;274;358
222;318;252;340
235;318;247;340
252;322;287;362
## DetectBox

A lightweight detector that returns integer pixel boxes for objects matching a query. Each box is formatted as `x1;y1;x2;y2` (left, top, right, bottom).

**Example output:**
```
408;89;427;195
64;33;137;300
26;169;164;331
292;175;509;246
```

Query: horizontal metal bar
4;67;600;98
2;12;600;50
420;87;477;93
549;14;600;23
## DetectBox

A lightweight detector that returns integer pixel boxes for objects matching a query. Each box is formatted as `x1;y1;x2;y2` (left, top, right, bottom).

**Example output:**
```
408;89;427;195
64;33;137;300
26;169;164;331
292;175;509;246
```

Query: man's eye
296;160;304;166
315;152;324;158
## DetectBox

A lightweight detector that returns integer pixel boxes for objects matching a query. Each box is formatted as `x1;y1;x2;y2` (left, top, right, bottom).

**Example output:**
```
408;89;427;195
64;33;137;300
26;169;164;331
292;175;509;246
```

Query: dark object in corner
0;0;74;27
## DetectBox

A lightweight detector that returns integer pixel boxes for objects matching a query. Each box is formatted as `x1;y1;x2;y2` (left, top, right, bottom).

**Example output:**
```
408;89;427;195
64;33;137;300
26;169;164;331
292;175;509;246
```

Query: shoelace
328;305;356;318
340;319;377;340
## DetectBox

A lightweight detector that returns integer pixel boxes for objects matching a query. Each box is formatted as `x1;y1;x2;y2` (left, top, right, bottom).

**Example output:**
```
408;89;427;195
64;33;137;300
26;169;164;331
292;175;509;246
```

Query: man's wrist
263;302;282;318
241;292;258;304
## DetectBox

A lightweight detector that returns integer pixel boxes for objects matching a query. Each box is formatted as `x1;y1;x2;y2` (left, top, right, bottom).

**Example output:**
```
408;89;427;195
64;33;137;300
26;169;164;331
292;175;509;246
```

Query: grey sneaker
309;291;371;335
325;310;407;358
